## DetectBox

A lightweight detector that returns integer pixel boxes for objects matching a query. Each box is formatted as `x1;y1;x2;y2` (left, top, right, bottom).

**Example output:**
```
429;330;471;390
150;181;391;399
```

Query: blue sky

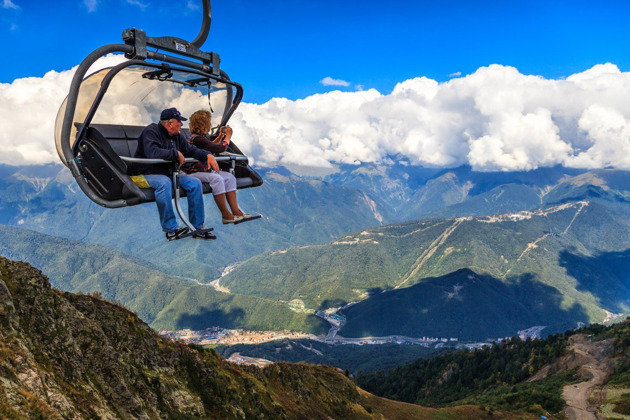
2;0;630;171
2;0;629;104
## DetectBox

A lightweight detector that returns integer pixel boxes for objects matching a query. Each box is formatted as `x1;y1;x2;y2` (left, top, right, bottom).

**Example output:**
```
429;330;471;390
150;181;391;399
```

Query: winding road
562;334;611;420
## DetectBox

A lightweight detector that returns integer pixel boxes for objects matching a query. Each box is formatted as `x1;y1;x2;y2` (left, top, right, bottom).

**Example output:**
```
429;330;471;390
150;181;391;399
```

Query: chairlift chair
54;0;262;236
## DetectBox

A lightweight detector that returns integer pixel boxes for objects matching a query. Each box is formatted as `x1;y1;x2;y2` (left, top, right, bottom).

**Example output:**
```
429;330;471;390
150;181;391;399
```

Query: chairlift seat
78;123;262;206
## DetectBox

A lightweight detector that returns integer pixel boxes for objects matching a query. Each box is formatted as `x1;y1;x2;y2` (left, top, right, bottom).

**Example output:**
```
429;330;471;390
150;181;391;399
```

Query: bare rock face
0;256;369;419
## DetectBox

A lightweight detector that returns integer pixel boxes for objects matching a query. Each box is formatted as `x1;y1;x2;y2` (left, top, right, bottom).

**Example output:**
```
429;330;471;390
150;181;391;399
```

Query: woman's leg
225;191;243;217
189;171;234;220
213;194;233;220
218;172;242;216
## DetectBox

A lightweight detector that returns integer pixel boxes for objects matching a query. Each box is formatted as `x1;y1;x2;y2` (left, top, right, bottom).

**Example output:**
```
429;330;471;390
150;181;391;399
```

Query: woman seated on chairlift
182;110;252;224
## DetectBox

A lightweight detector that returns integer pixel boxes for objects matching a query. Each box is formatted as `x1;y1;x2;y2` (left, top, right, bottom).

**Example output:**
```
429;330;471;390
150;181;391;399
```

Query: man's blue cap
160;108;187;121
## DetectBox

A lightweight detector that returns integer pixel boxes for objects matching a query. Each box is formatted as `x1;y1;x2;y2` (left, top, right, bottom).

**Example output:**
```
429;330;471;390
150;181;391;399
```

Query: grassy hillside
0;226;327;334
0;256;438;419
221;201;630;319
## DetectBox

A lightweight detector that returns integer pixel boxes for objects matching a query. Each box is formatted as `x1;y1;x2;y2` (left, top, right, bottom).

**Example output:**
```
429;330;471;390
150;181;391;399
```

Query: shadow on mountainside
171;305;328;334
340;268;588;341
559;249;630;313
319;298;349;310
175;307;247;330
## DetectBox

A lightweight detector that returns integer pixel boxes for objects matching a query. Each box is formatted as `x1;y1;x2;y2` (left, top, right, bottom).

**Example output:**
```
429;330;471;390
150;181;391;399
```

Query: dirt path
562;334;612;420
394;218;464;289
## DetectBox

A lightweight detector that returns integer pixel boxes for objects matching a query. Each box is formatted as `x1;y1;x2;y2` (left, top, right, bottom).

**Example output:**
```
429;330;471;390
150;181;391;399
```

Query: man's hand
177;151;186;167
207;154;220;172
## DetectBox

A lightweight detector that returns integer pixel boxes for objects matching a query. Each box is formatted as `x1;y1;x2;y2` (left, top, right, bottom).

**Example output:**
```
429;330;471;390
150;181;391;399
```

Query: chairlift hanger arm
122;0;214;68
191;0;211;49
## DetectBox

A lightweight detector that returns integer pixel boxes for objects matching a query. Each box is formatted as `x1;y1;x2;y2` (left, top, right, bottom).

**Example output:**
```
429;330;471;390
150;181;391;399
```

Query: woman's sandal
233;214;262;224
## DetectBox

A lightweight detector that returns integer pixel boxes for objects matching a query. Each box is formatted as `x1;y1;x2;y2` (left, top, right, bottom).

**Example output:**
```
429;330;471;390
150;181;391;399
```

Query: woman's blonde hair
189;110;211;135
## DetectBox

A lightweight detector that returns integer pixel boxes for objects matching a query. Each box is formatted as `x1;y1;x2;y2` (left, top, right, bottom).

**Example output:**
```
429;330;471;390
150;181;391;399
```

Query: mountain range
220;199;630;339
1;163;630;340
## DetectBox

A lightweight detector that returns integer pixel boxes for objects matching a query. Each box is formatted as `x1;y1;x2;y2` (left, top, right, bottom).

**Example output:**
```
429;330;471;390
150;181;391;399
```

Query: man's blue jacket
131;122;209;176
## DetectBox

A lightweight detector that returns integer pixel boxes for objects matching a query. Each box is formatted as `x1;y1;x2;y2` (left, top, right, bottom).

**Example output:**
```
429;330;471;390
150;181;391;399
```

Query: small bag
130;175;151;188
182;162;210;174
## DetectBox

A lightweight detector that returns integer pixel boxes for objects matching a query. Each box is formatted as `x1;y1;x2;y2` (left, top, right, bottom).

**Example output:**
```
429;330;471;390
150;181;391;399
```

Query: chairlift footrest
233;214;262;225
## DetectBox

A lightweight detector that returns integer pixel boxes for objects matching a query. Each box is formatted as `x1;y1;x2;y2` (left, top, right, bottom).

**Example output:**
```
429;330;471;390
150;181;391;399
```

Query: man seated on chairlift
132;107;218;241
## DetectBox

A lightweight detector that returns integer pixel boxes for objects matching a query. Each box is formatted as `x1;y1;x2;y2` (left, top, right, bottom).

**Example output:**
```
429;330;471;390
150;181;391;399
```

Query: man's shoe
193;231;217;240
166;227;189;241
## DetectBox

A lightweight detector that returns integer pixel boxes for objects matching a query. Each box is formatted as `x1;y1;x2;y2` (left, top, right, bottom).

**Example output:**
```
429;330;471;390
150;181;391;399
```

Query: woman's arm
193;133;228;154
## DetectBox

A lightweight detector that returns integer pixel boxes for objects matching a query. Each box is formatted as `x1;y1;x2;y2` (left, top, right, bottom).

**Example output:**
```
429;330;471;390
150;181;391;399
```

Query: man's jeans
145;174;205;233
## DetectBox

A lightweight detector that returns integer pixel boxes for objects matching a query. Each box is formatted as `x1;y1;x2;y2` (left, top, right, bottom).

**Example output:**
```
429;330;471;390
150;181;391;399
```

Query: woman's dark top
180;133;228;174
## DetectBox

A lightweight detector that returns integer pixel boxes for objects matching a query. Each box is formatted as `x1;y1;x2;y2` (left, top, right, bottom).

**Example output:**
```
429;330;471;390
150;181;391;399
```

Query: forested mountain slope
0;225;327;333
221;200;630;338
356;319;630;418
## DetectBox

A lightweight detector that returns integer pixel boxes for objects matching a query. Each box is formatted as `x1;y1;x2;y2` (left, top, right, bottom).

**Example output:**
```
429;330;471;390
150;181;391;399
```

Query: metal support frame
122;28;221;76
171;169;196;231
119;155;248;233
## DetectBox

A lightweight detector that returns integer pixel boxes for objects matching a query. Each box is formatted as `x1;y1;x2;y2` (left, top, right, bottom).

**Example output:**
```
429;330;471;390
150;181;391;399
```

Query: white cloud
0;54;125;165
3;61;630;172
126;0;148;10
570;104;630;168
320;77;351;87
232;63;630;171
2;0;19;10
83;0;97;13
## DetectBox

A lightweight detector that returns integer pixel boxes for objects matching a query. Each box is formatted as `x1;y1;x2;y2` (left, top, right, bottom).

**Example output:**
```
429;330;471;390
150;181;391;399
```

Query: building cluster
314;310;346;327
322;335;459;346
159;327;315;346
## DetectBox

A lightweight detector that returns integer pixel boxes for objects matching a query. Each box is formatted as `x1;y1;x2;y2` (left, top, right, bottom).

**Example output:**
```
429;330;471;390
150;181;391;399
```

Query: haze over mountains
1;162;629;340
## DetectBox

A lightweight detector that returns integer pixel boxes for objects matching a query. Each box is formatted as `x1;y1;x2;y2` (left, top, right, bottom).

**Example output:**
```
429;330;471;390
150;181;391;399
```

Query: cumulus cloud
2;61;630;171
231;64;630;171
320;77;351;87
0;54;125;165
